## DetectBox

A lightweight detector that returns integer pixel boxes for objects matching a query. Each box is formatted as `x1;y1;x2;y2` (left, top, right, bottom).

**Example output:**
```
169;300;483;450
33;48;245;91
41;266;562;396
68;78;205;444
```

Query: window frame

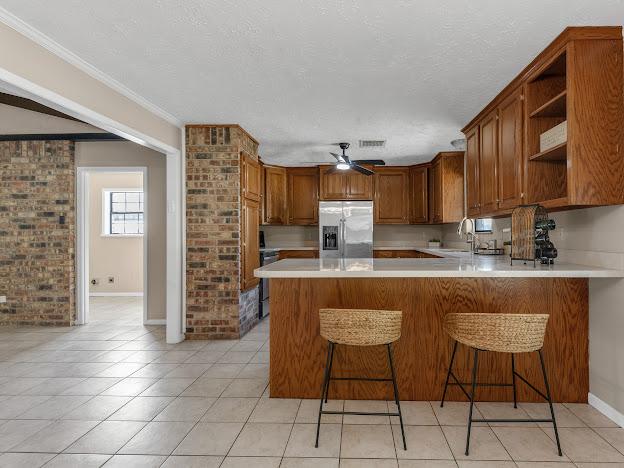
102;188;145;237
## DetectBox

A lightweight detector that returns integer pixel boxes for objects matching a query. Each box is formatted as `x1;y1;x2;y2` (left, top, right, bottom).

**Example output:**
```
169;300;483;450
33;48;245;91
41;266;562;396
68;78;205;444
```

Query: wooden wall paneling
497;88;525;210
479;111;499;215
270;278;588;402
263;166;287;224
465;126;481;217
287;167;319;225
374;167;410;224
409;165;429;223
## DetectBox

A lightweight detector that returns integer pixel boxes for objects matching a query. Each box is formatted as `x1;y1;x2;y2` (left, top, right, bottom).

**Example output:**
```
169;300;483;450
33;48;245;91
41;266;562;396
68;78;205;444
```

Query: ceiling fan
328;142;386;176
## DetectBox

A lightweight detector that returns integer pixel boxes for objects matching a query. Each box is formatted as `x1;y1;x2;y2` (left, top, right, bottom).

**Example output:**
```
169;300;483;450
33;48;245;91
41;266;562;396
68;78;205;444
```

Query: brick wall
0;141;76;326
185;125;259;339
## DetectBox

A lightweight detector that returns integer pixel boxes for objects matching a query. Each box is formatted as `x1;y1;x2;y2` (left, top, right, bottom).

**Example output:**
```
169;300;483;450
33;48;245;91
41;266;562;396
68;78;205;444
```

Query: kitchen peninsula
255;250;624;403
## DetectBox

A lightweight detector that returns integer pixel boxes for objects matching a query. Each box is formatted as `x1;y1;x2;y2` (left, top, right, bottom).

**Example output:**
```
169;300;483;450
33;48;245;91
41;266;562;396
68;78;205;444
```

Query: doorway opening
77;167;148;325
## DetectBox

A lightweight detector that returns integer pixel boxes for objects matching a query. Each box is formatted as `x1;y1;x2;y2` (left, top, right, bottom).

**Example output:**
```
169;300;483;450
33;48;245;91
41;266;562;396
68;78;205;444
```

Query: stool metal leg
387;343;407;450
511;353;518;409
465;348;479;456
315;341;333;448
538;349;563;457
324;341;335;403
441;340;458;407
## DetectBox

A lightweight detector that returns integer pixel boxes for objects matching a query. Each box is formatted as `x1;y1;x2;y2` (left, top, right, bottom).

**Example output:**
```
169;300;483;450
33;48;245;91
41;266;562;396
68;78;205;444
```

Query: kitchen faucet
457;217;479;253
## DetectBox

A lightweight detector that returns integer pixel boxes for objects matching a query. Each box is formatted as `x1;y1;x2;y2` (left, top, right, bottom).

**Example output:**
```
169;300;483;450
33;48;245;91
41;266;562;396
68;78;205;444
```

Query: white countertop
260;245;431;252
254;248;624;278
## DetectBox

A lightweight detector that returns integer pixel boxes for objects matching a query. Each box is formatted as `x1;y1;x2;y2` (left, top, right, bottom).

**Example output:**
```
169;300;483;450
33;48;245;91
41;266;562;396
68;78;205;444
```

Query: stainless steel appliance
319;201;373;258
259;249;278;319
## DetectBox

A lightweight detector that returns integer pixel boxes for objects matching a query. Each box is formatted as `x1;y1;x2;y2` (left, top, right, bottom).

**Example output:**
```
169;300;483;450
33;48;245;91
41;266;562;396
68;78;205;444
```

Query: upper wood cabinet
287;167;319;225
465;126;480;217
374;167;410;224
409;165;429;224
319;166;373;200
462;27;624;215
241;197;260;291
428;152;465;224
263;166;287;225
497;88;524;210
479;110;499;215
241;152;261;202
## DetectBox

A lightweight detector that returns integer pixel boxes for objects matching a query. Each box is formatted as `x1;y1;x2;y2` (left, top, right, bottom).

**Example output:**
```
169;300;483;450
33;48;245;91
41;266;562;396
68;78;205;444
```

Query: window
103;190;144;236
474;218;493;233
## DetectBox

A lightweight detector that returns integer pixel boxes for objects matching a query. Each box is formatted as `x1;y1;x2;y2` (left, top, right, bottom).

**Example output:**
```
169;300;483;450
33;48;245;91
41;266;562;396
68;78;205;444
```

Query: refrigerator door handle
340;218;346;257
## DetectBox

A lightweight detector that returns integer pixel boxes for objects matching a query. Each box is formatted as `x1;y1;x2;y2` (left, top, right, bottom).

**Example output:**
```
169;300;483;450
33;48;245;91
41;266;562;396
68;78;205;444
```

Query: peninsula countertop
254;249;624;278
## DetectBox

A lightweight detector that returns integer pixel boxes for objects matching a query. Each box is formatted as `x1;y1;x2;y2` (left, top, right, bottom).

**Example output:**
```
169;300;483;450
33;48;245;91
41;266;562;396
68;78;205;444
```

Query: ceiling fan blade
353;159;386;166
342;154;351;164
350;164;374;176
329;152;343;162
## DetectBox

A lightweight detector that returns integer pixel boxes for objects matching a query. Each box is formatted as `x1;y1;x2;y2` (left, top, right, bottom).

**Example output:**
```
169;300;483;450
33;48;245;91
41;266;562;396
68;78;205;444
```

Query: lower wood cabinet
287;168;318;225
374;167;410;224
241;198;260;291
278;249;319;259
373;250;441;259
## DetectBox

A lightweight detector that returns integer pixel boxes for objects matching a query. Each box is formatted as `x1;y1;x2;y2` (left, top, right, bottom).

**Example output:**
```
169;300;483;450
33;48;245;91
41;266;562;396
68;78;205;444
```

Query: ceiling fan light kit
328;142;386;176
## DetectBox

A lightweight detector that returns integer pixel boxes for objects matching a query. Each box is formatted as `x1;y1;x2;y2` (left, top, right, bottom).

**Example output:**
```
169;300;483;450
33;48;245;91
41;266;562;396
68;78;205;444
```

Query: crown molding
0;6;183;128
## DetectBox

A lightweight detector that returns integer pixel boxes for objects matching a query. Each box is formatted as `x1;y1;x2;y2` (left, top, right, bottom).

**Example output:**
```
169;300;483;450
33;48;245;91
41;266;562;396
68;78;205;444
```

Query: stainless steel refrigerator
319;201;373;258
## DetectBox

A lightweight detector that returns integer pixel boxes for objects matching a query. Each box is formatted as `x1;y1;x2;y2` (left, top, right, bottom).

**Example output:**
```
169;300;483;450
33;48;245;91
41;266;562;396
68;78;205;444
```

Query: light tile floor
0;300;622;467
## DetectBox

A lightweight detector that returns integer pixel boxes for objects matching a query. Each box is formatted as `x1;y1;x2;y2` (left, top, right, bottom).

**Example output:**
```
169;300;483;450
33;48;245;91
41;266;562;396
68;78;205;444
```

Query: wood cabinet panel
241;152;261;202
430;160;442;223
263;166;287;224
409;165;429;223
270;277;588;401
466;126;480;217
429;152;464;224
374;167;409;224
287;168;318;225
241;198;260;291
373;250;441;258
497;89;524;210
479;110;499;215
278;249;318;259
319;166;373;200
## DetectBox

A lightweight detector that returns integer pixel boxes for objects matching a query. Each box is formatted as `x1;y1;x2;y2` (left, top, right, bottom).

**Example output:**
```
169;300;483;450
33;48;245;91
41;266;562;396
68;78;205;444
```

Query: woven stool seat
443;313;549;353
319;308;402;346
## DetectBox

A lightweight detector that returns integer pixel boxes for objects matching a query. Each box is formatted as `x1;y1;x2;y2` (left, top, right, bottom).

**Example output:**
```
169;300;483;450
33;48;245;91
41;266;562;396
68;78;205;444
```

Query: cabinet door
241;198;260;291
278;249;318;259
430;161;442;223
347;171;373;200
410;165;429;223
241;152;261;202
374;168;409;224
479;111;499;215
263;166;287;224
465;126;480;217
319;166;349;199
287;168;319;225
497;89;524;210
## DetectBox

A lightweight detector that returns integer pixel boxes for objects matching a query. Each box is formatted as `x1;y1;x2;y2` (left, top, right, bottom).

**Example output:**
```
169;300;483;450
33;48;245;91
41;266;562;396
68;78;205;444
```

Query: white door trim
76;167;148;326
0;69;185;343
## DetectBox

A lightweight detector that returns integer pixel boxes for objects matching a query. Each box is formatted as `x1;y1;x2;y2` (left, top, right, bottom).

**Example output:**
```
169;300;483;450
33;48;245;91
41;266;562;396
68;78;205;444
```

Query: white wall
0;102;104;134
441;207;624;415
89;172;143;294
77;141;166;321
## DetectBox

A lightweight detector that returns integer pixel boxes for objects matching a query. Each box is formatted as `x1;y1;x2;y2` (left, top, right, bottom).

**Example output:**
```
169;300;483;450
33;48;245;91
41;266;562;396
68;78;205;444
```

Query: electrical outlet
108;277;115;284
91;278;99;286
0;296;6;304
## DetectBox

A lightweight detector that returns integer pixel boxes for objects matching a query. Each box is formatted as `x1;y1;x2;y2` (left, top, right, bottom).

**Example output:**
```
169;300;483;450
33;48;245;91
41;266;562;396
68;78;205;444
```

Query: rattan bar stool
440;313;562;457
315;308;407;450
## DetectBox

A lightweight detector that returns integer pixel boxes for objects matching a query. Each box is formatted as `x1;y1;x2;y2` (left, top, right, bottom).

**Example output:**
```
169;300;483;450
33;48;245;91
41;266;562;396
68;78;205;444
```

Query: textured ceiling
1;0;623;165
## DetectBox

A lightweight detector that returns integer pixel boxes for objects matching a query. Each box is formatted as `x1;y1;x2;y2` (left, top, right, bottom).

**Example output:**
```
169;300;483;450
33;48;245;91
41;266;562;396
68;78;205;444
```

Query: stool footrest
321;410;401;417
472;418;554;423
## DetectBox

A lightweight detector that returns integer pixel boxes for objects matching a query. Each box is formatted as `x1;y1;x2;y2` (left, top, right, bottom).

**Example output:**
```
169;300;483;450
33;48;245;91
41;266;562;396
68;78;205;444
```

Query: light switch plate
0;296;6;304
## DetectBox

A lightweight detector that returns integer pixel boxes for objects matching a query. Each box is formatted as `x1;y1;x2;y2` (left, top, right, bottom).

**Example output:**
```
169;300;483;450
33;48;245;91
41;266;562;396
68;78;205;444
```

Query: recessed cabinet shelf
529;90;567;118
529;142;567;161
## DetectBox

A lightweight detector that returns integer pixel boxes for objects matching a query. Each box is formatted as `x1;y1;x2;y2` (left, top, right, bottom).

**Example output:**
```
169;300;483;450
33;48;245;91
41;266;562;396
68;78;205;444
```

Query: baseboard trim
90;292;143;297
588;392;624;427
144;319;165;325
